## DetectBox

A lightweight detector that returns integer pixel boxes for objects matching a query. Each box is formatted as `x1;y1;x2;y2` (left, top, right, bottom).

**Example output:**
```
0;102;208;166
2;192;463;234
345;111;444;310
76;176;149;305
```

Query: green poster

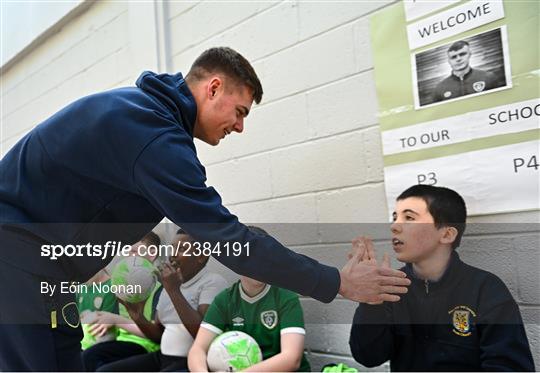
370;0;539;216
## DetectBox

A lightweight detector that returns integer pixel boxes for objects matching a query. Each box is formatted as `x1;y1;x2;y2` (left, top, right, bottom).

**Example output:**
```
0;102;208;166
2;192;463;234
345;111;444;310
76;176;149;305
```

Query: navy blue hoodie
0;72;339;303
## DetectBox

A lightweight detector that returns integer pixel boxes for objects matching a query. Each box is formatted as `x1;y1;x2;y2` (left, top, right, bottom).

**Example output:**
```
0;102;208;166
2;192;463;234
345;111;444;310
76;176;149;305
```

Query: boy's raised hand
362;237;392;305
158;262;184;295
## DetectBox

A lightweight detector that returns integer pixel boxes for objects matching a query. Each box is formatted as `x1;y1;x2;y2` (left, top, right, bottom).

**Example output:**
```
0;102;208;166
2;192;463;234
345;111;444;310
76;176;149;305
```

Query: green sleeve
202;289;228;333
278;290;305;330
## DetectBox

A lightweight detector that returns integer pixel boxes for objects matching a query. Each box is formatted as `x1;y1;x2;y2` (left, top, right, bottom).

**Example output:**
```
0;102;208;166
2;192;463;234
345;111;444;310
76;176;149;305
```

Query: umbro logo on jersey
232;317;244;326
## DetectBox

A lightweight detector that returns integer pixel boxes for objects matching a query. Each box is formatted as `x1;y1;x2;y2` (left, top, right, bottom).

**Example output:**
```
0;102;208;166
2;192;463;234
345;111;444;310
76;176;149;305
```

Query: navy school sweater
349;251;535;371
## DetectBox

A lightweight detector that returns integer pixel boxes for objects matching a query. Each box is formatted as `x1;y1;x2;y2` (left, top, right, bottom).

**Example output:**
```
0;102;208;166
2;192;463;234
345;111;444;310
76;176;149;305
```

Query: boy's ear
197;255;209;266
440;226;458;246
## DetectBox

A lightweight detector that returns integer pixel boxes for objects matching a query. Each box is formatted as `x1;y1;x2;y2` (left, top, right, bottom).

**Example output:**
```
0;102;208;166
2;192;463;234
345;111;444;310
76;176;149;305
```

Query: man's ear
440;226;458;246
207;77;222;99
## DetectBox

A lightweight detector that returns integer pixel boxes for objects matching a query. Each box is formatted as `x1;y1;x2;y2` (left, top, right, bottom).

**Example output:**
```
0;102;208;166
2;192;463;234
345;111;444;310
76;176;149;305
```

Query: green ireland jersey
202;282;311;372
77;279;118;350
116;284;163;353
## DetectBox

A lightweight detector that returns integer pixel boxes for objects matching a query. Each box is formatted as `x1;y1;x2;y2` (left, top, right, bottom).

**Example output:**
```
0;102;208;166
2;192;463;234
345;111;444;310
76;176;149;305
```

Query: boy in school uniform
349;184;535;371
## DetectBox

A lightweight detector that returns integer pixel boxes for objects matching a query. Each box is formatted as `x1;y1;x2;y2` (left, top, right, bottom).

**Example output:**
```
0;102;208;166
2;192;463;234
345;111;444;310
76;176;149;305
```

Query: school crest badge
260;310;278;329
449;305;476;336
473;81;486;92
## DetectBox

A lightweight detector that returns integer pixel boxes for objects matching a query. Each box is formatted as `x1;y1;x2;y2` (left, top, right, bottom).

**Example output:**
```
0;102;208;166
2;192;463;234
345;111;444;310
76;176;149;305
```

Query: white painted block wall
0;1;133;157
1;0;538;370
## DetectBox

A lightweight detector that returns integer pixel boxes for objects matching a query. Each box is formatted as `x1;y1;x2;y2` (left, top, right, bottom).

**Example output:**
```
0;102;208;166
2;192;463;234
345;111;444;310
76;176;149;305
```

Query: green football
207;331;262;372
110;256;156;303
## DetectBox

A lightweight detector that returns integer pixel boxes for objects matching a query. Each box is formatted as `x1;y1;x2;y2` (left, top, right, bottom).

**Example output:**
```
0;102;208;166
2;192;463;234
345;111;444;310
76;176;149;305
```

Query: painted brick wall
1;0;538;370
1;1;133;157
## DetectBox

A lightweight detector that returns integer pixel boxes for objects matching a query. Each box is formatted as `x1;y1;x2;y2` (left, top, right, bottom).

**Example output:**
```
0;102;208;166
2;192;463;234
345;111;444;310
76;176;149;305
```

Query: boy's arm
85;310;142;339
349;303;394;368
348;237;395;367
477;277;535;371
188;326;218;373
166;287;206;339
160;263;217;339
243;333;305;372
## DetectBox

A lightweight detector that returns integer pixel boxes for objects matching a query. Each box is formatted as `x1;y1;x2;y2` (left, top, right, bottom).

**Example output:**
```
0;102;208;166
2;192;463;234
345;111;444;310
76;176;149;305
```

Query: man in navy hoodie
0;47;410;370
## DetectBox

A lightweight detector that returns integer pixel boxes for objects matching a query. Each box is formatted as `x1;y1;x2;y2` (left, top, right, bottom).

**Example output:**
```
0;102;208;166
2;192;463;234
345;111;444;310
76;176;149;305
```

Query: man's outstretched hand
339;236;410;303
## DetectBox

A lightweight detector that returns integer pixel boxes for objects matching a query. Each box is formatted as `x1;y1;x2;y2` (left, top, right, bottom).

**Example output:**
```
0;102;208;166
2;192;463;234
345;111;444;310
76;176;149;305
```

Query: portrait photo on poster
411;26;512;109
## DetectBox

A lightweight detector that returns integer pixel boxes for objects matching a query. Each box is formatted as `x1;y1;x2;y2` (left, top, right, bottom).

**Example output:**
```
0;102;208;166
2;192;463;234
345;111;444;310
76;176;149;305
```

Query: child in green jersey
82;231;163;371
78;269;119;350
188;227;311;372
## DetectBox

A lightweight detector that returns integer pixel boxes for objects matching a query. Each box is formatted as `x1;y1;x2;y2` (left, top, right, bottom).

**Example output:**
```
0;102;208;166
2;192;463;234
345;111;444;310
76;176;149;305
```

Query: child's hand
87;311;117;337
159;262;184;294
348;236;375;262
352;236;392;305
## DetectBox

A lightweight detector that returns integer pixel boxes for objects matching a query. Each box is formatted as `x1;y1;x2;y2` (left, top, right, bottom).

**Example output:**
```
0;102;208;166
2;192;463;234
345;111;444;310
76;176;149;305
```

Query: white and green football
207;331;262;372
110;256;156;303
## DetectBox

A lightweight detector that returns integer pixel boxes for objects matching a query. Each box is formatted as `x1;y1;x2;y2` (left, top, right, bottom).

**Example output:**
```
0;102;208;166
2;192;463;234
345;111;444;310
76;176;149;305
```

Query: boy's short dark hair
448;40;469;53
397;185;467;249
186;47;263;104
141;231;160;247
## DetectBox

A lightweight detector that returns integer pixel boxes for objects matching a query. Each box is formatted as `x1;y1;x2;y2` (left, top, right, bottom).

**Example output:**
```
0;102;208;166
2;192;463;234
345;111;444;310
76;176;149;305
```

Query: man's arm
133;130;409;303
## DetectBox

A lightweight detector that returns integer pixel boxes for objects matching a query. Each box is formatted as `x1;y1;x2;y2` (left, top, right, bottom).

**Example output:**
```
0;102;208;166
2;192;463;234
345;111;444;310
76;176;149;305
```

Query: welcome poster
371;0;539;216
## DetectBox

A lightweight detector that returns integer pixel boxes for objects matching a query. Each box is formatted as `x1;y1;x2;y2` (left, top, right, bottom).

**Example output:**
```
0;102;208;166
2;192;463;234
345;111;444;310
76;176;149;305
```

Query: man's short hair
141;231;160;247
187;47;263;104
397;185;467;249
448;40;470;53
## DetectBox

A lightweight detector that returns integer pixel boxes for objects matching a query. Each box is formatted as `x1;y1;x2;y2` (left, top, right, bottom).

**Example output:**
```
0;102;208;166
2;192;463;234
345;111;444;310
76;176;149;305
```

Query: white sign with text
407;0;505;49
384;140;539;216
382;99;540;155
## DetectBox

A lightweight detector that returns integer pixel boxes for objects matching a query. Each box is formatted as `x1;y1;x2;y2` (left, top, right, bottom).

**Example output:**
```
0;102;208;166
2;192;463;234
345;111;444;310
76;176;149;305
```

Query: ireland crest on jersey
260;310;278;329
